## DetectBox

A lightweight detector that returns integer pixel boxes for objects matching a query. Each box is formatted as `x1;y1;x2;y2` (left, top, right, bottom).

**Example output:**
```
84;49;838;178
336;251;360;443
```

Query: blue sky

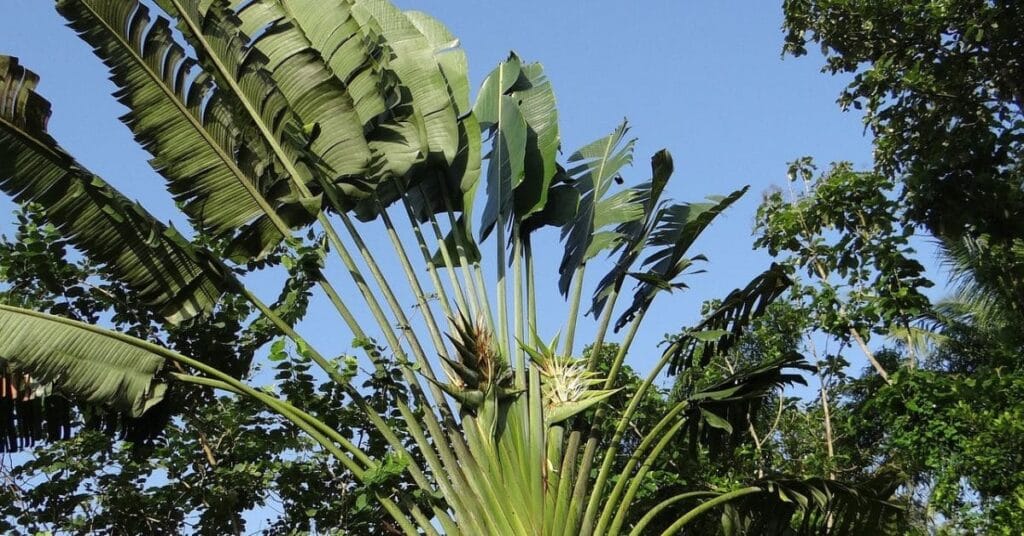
0;3;886;386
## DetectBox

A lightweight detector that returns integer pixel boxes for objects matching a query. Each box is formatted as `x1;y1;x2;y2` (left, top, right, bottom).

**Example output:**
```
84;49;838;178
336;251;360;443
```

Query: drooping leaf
0;305;168;418
521;167;579;234
232;0;374;185
682;354;812;458
0;55;236;323
722;473;905;536
0;366;73;453
668;264;792;374
363;9;481;222
612;185;749;330
352;0;461;165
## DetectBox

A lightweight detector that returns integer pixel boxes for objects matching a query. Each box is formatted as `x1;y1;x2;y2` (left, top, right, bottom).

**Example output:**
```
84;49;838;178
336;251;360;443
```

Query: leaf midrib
79;0;291;236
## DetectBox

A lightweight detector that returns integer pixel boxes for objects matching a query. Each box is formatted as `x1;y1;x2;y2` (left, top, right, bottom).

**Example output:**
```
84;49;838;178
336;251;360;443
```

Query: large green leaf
352;0;460;165
476;55;527;240
405;9;481;220
0;55;235;323
682;354;812;458
357;9;481;222
557;120;638;294
57;0;316;262
233;0;373;182
510;62;560;220
0;305;167;418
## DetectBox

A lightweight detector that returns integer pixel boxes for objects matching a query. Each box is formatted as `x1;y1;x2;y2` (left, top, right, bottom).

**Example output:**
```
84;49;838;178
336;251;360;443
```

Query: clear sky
0;3;882;391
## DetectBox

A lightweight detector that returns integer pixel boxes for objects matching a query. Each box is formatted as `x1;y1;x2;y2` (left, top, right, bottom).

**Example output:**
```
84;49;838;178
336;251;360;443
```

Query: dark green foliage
0;206;420;533
783;0;1024;243
755;161;932;346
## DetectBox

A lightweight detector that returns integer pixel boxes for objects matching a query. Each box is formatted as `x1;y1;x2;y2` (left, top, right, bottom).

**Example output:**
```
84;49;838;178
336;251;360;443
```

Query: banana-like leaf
722;473;905;536
682;354;812;457
611;185;750;330
408;10;481;221
668;263;792;374
0;367;73;452
510;62;560;221
0;55;235;323
57;0;317;262
0;305;168;418
352;0;460;166
589;150;676;318
233;0;373;182
476;54;527;241
359;9;481;222
557;120;639;295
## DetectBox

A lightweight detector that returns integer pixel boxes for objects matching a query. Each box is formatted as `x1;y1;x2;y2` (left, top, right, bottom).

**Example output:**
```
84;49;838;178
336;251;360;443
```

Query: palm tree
0;1;901;533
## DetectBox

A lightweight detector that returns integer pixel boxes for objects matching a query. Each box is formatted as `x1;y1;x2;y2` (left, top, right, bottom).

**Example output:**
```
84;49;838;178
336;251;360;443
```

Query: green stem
396;403;481;535
566;285;623;536
239;291;445;521
543;425;566;534
626;492;719;536
513;225;526;388
601;401;691;535
496;215;511;361
551;428;580;535
399;195;458;322
377;200;458;418
658;487;763;535
437;180;488;326
579;328;675;536
525;237;538;334
171;373;372;469
562;264;586;357
579;310;646;535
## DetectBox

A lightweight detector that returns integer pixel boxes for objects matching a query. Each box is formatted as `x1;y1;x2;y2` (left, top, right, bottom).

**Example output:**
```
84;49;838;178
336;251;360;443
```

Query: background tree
780;2;1024;532
782;0;1024;243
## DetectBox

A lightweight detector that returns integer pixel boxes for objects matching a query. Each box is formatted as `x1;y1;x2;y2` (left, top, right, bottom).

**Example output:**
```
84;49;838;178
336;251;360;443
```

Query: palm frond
0;55;236;323
56;0;317;262
937;233;1024;323
668;263;792;374
0;305;167;418
722;474;905;536
683;353;812;456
